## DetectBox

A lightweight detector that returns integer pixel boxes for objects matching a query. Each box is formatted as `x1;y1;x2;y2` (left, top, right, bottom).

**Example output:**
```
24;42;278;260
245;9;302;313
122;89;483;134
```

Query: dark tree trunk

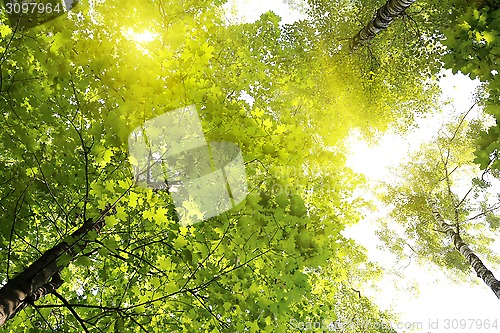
428;199;500;299
0;209;110;326
350;0;417;51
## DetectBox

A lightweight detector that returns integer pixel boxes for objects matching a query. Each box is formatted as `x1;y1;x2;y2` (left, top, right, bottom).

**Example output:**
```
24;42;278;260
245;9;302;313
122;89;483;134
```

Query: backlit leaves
0;0;444;331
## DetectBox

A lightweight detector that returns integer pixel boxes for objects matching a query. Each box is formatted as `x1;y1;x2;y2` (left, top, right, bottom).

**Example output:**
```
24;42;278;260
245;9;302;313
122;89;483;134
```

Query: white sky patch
346;70;483;182
222;0;308;25
240;90;255;107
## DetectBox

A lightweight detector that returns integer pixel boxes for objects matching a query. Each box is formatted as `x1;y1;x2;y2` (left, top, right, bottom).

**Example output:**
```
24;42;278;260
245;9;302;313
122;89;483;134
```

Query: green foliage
299;0;442;133
0;0;411;332
439;2;500;172
442;3;499;82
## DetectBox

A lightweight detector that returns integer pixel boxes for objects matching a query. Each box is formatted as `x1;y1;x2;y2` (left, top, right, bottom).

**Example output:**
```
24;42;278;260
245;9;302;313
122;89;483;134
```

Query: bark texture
0;209;111;327
428;199;500;299
350;0;417;51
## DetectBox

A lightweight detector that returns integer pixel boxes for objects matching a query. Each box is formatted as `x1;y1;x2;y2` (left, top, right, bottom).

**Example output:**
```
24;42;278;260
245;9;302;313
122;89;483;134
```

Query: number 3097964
4;1;64;14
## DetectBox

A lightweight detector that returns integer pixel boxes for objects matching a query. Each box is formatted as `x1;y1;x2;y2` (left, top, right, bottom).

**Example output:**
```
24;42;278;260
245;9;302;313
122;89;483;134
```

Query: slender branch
6;180;31;279
51;291;90;333
465;201;500;222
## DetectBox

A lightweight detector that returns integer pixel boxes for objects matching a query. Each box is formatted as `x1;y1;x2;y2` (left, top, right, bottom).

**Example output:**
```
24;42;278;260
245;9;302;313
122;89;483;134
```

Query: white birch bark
428;198;500;299
350;0;417;51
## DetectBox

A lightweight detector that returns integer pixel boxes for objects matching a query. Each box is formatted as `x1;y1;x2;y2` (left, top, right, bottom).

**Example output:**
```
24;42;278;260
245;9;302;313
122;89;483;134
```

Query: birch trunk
0;210;109;326
428;199;500;299
350;0;417;51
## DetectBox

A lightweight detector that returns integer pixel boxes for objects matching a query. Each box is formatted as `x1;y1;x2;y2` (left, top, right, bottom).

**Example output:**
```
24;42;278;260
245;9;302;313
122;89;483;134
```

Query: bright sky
224;1;500;332
345;71;500;333
222;0;307;24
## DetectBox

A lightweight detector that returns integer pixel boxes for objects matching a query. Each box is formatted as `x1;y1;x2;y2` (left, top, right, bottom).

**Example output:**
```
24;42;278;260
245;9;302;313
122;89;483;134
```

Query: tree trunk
428;199;500;299
0;209;110;326
350;0;417;51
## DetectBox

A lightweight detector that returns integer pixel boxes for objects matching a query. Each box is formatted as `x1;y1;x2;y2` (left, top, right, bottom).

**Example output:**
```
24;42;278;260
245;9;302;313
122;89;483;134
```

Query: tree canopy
0;0;499;332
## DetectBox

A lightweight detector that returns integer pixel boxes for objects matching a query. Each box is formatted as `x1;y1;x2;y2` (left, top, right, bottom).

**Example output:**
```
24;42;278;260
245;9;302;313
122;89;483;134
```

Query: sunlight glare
126;28;157;43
